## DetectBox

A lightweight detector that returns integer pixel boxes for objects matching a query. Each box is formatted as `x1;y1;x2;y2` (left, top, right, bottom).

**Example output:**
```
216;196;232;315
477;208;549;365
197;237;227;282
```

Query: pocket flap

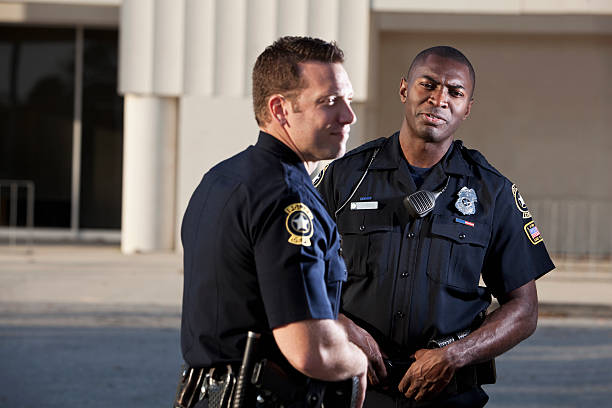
337;211;393;234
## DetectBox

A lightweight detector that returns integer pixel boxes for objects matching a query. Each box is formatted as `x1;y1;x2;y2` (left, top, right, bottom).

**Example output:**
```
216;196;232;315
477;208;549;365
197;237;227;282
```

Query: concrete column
121;95;177;253
214;0;248;96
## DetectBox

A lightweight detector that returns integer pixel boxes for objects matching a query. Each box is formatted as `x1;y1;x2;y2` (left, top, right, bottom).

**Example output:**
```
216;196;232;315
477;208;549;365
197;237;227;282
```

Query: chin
418;129;450;144
319;145;345;161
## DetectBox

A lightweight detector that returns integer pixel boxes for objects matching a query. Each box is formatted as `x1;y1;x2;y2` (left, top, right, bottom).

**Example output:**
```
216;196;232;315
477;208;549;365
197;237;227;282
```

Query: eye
326;96;338;105
450;89;464;97
420;82;435;90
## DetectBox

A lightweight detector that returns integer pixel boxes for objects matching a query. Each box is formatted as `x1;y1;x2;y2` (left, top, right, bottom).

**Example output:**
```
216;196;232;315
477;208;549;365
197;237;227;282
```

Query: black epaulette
338;136;388;160
457;140;503;178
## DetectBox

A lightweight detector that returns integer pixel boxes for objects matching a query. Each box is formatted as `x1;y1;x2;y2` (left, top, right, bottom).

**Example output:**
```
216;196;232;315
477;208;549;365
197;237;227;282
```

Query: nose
428;87;449;109
339;99;357;125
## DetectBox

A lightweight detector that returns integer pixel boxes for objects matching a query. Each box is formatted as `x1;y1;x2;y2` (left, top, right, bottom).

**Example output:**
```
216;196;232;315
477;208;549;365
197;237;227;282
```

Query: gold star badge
284;203;314;246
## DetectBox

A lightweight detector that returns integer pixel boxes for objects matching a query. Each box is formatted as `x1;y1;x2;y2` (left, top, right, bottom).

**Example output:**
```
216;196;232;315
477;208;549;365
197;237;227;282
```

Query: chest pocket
427;214;490;292
337;210;395;278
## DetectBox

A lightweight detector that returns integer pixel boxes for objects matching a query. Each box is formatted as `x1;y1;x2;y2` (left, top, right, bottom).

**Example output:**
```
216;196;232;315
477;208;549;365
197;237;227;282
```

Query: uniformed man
316;46;555;407
179;36;368;408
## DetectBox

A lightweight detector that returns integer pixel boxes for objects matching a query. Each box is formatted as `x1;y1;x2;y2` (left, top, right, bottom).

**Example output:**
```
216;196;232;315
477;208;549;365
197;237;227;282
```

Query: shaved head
406;46;475;97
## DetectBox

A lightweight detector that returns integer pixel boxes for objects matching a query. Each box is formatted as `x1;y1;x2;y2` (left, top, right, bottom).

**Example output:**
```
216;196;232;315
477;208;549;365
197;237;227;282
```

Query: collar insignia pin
455;187;477;215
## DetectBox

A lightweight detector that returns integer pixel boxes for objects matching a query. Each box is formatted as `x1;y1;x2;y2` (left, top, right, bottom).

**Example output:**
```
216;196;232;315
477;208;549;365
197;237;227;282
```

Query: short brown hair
252;36;344;126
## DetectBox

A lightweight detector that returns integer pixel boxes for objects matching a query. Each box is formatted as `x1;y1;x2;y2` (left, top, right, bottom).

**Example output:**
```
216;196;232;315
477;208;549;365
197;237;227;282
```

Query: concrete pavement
1;245;612;408
1;244;612;324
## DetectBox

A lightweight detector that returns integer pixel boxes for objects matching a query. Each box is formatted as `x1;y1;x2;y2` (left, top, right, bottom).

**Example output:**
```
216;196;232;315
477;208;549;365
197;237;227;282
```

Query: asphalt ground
1;245;611;407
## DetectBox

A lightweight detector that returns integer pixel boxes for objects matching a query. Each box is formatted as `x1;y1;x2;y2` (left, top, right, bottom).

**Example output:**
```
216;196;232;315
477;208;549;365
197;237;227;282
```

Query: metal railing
0;180;35;246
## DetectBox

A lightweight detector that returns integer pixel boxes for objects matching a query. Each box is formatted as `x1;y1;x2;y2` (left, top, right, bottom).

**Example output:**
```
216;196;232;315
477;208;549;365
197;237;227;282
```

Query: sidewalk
1;245;611;321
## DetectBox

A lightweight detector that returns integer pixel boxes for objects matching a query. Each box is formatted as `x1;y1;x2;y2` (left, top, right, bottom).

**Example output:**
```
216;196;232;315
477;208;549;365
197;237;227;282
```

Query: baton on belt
232;331;261;408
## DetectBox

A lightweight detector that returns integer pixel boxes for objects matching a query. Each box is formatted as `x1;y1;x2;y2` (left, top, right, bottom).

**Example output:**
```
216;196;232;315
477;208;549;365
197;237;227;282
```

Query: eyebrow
421;75;466;91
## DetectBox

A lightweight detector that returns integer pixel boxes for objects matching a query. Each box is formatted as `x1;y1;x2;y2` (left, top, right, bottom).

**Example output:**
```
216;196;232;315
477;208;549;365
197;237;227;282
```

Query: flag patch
454;217;475;227
524;221;543;245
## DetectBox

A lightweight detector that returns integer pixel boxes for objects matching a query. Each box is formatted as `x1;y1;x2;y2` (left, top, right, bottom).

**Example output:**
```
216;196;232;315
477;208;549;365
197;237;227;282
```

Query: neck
260;125;316;174
398;120;453;168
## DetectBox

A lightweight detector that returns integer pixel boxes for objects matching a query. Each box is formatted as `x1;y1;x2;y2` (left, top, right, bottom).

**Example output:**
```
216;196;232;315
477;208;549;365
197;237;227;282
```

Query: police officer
179;37;368;408
316;46;555;407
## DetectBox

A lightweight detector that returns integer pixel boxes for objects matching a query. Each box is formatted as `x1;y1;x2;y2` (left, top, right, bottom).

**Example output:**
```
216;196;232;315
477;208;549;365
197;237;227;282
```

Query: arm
337;313;388;385
399;279;538;400
273;318;368;407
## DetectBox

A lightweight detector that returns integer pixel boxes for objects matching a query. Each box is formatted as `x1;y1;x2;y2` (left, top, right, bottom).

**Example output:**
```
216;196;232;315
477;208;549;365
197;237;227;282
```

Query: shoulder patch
312;163;329;188
512;184;532;219
524;220;543;245
285;203;314;246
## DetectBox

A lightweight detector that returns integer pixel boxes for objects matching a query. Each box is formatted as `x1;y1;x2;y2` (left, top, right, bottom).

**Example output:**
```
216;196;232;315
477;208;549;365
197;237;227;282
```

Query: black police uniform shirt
180;131;347;368
316;132;555;354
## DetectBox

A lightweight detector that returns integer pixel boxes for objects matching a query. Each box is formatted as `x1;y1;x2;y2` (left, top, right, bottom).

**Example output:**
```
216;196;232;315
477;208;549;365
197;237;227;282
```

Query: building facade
1;0;611;258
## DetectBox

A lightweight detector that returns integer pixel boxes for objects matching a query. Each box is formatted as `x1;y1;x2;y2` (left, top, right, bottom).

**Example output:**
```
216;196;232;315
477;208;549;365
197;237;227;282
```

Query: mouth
420;112;447;125
330;127;350;138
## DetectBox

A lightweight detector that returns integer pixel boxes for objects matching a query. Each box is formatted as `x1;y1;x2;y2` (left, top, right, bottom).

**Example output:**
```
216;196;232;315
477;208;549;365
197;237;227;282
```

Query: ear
268;94;288;125
399;78;408;103
463;99;474;120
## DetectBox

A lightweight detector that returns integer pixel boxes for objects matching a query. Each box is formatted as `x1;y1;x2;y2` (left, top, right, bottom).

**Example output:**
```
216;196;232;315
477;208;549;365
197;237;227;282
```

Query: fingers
363;335;387;384
367;366;379;385
371;352;387;380
398;369;410;393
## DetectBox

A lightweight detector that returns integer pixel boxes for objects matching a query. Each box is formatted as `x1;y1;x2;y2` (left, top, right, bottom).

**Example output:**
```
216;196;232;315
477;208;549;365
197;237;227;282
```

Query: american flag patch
455;217;475;227
529;225;540;239
524;221;543;245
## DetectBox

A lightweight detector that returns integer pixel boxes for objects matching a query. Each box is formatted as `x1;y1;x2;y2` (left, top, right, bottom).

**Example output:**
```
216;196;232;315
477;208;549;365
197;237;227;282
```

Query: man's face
400;54;474;144
285;62;355;162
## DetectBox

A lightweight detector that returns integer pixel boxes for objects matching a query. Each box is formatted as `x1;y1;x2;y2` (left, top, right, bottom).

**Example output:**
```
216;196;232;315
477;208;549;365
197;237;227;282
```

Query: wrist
444;342;466;369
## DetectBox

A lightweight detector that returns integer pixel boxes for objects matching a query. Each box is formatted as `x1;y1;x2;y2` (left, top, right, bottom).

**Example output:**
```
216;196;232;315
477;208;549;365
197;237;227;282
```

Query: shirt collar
370;132;470;176
255;131;305;168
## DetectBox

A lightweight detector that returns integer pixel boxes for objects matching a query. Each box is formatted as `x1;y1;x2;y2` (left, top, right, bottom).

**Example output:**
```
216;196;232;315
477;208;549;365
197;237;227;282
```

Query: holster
173;365;206;408
251;358;357;408
172;364;237;408
204;366;237;408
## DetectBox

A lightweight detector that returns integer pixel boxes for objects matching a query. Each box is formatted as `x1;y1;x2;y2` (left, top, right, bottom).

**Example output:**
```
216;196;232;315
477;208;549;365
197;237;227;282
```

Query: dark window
0;26;75;228
79;29;123;229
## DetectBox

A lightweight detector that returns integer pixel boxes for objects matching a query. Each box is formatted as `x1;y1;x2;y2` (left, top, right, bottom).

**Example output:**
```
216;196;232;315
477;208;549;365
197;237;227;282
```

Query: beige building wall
2;0;611;257
373;31;612;257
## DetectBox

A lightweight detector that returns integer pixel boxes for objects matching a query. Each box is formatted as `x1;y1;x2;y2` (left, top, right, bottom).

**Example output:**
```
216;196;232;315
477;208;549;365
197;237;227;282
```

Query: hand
338;314;388;385
398;348;456;401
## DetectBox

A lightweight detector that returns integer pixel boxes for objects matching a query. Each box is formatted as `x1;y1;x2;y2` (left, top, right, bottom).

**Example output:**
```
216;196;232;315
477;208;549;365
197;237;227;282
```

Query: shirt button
401;272;409;278
395;311;405;319
407;232;415;238
359;225;365;231
459;233;466;239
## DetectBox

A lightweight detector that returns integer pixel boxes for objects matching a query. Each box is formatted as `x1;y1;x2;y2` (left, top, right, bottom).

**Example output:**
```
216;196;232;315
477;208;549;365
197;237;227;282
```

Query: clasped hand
398;348;456;401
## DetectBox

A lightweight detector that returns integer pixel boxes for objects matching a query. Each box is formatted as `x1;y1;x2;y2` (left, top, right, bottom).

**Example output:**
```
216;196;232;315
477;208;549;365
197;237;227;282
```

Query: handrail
0;179;35;246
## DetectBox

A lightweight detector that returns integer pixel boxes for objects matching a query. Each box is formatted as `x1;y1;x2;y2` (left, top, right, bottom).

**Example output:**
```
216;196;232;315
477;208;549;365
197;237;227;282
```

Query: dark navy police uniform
181;131;347;371
316;132;555;407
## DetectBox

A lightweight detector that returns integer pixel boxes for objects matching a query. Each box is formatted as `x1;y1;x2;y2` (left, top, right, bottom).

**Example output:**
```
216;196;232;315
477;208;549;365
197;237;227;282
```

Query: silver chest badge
455;187;477;215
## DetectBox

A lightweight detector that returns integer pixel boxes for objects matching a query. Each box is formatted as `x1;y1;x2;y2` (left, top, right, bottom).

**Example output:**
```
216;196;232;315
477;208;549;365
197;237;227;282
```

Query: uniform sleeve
253;189;339;329
482;179;555;298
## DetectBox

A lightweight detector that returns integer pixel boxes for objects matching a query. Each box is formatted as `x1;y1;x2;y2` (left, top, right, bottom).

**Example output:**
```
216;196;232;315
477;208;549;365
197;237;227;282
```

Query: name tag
350;201;378;210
